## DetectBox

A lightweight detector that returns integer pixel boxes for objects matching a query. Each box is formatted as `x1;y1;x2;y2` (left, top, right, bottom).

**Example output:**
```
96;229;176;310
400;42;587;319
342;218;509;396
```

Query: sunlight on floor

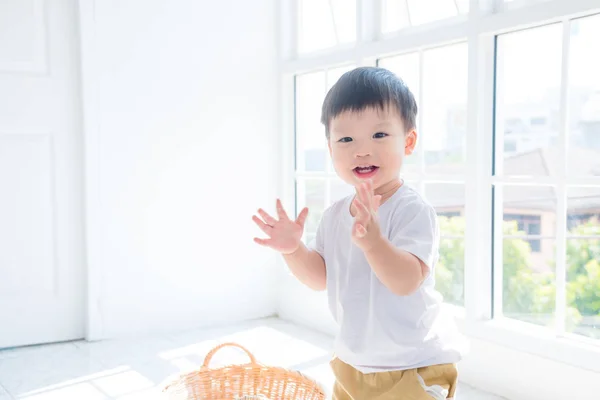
0;318;504;399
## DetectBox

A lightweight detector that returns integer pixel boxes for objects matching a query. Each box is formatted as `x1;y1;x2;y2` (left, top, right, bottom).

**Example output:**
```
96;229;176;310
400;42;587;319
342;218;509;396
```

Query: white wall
81;0;280;339
278;281;600;400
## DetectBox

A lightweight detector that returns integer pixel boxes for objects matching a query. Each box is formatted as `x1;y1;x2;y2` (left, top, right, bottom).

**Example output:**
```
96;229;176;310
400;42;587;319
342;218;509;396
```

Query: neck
373;179;403;204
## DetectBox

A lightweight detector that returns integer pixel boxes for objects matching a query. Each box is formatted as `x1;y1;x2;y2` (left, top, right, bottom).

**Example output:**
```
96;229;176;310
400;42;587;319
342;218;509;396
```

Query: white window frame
278;0;600;373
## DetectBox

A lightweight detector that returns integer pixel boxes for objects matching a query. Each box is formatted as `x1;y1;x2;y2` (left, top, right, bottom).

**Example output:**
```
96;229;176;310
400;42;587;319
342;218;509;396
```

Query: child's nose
354;144;372;158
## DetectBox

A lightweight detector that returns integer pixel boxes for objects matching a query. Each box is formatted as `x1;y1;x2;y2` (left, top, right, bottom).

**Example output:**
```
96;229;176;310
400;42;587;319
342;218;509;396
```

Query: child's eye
338;137;353;143
373;132;388;139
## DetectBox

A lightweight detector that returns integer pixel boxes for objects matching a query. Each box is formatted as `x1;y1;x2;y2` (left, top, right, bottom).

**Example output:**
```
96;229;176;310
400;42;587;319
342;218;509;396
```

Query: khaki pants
330;358;458;400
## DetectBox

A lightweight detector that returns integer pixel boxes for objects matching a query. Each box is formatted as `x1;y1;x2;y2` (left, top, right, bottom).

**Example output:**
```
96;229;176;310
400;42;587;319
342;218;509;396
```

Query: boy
253;67;466;399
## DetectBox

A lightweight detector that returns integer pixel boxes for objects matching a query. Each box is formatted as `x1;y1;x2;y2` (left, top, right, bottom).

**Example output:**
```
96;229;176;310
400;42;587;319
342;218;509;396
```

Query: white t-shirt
310;183;467;373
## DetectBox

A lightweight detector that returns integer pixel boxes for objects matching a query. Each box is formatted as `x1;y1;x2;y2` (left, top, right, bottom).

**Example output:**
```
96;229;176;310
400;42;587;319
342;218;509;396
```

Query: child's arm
283;243;327;291
253;200;327;291
351;180;430;296
363;238;427;296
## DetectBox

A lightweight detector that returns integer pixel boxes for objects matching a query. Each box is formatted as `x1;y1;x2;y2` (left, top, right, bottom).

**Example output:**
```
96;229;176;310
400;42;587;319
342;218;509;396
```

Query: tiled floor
0;318;506;399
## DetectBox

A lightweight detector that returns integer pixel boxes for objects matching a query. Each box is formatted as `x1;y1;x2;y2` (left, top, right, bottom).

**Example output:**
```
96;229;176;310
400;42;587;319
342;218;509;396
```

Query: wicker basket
162;342;326;400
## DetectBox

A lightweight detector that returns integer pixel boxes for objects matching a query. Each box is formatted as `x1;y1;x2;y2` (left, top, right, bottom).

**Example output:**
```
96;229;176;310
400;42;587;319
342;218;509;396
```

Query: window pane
495;24;563;176
381;0;467;34
500;185;556;325
568;15;600;176
502;238;556;327
296;179;326;237
298;0;356;54
377;52;420;174
423;43;468;174
566;238;600;339
425;183;465;306
424;183;465;234
295;72;327;172
567;187;600;234
438;238;465;306
406;0;461;26
503;185;555;249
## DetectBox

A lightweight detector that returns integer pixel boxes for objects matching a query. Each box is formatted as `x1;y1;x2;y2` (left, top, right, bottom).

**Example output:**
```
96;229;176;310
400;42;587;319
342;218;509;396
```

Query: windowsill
439;302;600;373
457;315;600;373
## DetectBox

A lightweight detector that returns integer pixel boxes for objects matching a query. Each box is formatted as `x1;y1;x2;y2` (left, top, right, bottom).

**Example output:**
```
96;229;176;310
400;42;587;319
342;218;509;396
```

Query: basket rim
160;342;326;396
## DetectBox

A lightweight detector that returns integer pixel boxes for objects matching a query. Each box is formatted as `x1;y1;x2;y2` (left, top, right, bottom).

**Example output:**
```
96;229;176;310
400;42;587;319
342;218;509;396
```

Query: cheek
382;143;404;161
330;147;349;164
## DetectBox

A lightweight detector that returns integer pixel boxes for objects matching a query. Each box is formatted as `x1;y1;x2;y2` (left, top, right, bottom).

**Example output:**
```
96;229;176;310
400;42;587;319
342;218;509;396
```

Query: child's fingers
363;181;375;211
354;197;370;220
253;237;272;247
252;215;273;235
358;182;370;210
258;208;277;226
353;223;366;238
295;207;309;229
276;199;290;221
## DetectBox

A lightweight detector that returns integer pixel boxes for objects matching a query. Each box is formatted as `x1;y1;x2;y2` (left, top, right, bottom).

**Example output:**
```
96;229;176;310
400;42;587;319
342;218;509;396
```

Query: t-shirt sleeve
389;202;439;270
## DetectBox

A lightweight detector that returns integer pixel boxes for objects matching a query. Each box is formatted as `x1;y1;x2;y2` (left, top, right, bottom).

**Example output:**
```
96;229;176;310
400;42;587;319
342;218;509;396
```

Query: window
381;0;469;34
494;16;600;339
283;0;600;370
567;186;600;339
504;214;542;252
297;0;356;54
425;183;466;306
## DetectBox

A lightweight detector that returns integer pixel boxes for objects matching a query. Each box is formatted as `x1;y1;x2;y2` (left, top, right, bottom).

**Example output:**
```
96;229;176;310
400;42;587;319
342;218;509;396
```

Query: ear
328;139;332;156
404;129;417;155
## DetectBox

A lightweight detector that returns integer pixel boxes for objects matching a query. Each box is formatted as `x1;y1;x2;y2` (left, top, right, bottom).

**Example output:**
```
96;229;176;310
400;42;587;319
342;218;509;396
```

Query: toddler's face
328;106;416;192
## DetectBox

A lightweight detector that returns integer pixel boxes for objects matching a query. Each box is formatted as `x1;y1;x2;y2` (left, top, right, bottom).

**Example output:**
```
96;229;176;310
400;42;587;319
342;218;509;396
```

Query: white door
0;0;84;348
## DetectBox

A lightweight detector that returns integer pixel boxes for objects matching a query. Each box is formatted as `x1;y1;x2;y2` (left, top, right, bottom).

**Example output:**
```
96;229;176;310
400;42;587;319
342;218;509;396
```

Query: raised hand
352;180;382;251
253;199;309;255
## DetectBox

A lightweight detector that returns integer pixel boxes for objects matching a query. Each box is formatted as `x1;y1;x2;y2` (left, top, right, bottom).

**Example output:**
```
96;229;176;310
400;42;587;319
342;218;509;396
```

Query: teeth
356;166;376;173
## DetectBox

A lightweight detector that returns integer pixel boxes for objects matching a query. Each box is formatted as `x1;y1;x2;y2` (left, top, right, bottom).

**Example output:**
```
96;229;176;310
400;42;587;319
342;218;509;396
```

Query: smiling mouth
353;165;379;175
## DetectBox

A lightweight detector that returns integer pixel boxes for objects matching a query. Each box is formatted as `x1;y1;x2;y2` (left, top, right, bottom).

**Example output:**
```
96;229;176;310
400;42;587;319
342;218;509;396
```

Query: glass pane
423;43;468;174
298;0;356;54
566;238;600;339
295;72;327;172
425;183;465;306
424;183;465;233
495;24;563;176
330;178;355;204
503;185;556;248
381;0;467;34
568;15;600;177
296;179;326;236
502;238;556;327
567;187;600;234
377;52;420;174
381;0;411;33
438;238;465;306
406;0;460;26
330;0;356;44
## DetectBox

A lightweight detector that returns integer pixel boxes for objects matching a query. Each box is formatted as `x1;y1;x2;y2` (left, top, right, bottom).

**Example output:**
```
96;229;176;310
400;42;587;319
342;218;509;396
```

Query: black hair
320;66;418;138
